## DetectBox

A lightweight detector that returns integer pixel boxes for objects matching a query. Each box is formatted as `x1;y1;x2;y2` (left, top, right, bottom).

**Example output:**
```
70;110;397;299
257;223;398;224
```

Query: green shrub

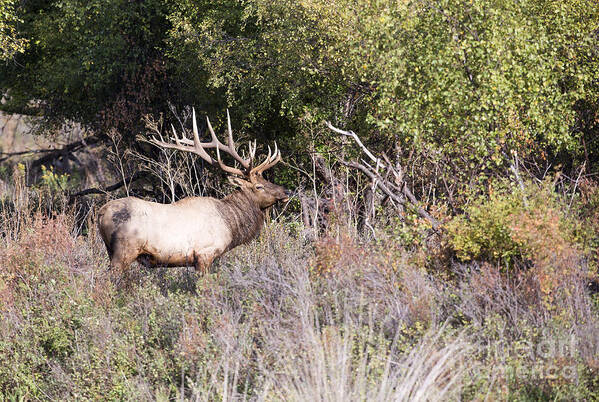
446;187;524;264
446;179;580;270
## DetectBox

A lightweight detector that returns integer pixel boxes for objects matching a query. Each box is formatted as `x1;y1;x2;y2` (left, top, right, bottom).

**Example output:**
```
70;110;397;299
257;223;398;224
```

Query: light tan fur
98;196;231;272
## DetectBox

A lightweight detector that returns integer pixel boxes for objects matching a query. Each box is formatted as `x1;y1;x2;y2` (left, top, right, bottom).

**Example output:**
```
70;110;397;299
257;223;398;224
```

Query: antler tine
205;115;224;148
265;142;280;165
188;109;216;163
268;145;282;167
263;142;282;170
248;140;257;161
225;109;252;170
171;124;178;143
250;146;270;174
203;111;251;174
215;143;246;177
250;141;282;175
148;110;215;165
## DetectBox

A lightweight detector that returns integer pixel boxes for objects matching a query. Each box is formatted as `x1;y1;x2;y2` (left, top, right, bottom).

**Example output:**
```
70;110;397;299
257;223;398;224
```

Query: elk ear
228;176;251;188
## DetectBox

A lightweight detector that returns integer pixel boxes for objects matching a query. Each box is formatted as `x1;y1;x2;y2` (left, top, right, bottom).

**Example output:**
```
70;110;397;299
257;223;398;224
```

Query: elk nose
280;189;291;202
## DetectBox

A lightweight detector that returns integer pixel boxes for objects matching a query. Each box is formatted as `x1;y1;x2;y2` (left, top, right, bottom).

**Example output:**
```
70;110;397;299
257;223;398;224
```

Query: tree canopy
1;0;598;196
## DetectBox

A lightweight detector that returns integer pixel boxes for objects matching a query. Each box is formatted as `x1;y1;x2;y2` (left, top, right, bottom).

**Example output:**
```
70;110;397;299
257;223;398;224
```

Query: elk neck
218;190;265;250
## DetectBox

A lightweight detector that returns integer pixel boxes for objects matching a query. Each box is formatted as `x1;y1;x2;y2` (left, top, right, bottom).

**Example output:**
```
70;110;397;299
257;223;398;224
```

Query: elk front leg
107;244;141;289
109;241;139;274
193;252;216;275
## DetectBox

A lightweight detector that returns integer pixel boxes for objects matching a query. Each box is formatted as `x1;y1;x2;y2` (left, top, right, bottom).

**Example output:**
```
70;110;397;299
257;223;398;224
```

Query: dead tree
325;121;440;231
297;152;351;235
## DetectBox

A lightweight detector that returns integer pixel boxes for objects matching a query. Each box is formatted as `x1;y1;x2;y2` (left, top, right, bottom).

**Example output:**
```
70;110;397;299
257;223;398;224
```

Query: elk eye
255;184;264;191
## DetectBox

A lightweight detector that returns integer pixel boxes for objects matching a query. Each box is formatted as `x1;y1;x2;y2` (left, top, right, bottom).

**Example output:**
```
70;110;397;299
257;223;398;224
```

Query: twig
69;172;146;200
568;163;585;211
510;152;528;208
341;160;404;210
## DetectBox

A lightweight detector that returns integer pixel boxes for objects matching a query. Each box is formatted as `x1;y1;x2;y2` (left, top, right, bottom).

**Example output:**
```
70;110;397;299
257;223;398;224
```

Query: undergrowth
0;176;599;400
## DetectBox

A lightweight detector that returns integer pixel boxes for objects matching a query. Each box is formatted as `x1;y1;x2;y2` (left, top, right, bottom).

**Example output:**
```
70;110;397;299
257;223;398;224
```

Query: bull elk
98;109;290;273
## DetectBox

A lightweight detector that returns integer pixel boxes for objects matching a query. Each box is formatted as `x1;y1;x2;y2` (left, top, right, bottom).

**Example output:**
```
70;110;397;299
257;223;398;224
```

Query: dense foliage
167;0;599;186
0;0;27;60
1;0;170;133
2;0;598;186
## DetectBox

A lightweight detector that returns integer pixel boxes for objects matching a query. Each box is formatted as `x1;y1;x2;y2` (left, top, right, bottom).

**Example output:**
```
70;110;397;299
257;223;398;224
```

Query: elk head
149;109;289;209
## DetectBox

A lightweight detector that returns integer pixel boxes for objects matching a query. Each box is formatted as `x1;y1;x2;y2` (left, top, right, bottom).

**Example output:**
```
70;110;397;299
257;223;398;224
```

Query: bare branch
325;121;379;164
327;122;441;231
69;172;147;199
341;160;405;210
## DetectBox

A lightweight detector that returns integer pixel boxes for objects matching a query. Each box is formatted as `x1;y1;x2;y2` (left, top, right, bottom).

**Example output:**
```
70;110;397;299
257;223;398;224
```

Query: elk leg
107;248;140;289
193;253;215;275
109;242;138;274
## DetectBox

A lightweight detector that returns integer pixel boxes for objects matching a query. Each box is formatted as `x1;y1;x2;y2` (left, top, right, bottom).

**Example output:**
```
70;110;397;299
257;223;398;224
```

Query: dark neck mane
219;190;265;250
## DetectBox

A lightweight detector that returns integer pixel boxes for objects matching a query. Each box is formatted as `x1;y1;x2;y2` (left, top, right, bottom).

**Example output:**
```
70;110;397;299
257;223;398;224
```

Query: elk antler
149;108;259;177
250;142;281;176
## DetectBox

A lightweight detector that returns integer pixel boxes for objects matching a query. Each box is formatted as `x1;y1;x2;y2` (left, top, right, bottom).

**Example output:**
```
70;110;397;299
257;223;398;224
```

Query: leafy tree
0;0;27;60
360;0;599;189
166;0;599;195
0;0;172;137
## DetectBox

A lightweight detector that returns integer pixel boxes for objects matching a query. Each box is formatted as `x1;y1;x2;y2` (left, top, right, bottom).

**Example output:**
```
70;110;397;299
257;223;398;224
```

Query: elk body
98;110;289;273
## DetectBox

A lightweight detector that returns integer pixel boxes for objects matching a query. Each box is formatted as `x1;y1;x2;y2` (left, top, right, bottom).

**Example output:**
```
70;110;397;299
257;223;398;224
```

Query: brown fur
219;190;265;250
